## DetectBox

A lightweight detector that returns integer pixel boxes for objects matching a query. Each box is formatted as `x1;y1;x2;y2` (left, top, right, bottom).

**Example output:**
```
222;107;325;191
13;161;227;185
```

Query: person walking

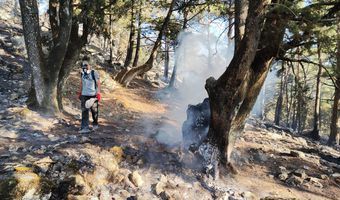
78;57;101;133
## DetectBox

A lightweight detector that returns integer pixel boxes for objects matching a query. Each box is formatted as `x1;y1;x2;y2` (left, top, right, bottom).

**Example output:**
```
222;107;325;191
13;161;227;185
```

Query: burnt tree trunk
311;43;323;140
329;18;340;145
123;0;135;68
205;0;268;166
206;0;289;167
119;0;176;86
20;0;72;114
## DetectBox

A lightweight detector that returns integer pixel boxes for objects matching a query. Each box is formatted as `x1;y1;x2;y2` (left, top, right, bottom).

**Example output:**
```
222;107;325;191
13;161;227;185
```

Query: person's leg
81;96;90;130
91;99;99;126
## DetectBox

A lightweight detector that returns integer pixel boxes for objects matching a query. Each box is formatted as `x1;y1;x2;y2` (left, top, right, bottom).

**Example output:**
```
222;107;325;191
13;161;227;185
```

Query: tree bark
57;23;87;111
164;37;170;80
132;1;142;68
123;0;135;68
328;17;340;145
119;0;176;86
274;63;285;125
20;0;72;114
206;0;290;168
311;43;322;140
234;0;248;52
205;0;268;166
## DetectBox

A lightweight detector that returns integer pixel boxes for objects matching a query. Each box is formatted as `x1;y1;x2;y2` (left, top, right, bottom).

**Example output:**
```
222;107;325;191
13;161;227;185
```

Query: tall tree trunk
57;23;87;111
132;1;142;68
123;0;135;68
119;0;176;86
274;62;285;125
206;0;289;168
164;37;170;80
20;0;72;114
311;43;323;140
168;4;188;88
108;12;113;65
234;0;248;52
226;0;233;43
329;17;340;145
206;0;268;167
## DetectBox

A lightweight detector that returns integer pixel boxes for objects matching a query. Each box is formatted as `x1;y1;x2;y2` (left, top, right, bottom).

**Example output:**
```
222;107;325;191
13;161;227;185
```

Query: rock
254;150;268;162
118;190;131;199
154;181;166;195
286;175;303;186
109;146;124;163
330;173;340;178
292;169;307;179
128;171;143;187
306;177;323;188
278;172;289;181
216;192;229;200
295;137;308;146
241;191;258;200
72;174;91;195
10;93;19;100
67;194;89;200
34;156;54;173
14;171;40;195
278;166;289;174
160;191;173;200
319;174;328;180
290;150;305;158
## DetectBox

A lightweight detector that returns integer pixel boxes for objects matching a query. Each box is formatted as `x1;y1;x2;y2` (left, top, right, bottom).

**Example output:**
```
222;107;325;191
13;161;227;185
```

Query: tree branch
278;56;338;88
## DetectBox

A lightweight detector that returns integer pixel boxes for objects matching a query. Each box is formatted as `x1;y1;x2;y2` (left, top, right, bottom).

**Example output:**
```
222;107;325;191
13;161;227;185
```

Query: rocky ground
1;4;340;200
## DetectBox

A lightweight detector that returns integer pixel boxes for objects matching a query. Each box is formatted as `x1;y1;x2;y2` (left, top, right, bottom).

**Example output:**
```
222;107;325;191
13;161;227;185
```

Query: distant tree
329;15;340;145
118;0;177;86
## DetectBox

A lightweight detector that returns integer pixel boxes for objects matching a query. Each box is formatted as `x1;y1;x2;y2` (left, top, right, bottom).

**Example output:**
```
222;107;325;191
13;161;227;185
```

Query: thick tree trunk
19;0;45;106
329;19;340;145
311;44;322;140
123;0;135;68
119;0;176;86
205;0;268;166
234;0;248;52
206;0;289;168
20;0;72;114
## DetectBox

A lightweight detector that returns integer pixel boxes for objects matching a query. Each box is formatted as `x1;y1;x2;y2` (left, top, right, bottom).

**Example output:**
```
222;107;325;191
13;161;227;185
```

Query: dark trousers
81;95;99;129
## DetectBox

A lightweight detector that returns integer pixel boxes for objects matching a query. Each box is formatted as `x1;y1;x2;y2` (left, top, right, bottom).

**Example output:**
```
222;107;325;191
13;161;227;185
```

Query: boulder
292;169;307;179
286;175;303;186
290;150;305;159
128;171;143;187
241;191;259;200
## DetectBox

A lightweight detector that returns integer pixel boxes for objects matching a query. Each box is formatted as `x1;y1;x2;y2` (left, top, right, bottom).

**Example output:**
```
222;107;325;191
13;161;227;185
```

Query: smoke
251;64;280;119
155;27;234;146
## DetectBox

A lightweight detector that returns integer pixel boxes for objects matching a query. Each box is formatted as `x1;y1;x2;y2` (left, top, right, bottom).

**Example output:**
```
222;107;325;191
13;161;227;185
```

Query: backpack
81;70;97;90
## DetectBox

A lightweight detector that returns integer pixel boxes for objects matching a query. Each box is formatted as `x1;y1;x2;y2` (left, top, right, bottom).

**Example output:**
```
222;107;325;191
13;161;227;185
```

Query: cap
81;61;89;68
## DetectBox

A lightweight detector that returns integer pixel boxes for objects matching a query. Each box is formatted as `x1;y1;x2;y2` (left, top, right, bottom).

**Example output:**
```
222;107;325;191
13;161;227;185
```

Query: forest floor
0;15;340;200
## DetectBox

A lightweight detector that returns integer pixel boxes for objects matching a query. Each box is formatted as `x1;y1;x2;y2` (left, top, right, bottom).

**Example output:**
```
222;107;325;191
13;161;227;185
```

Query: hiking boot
92;125;99;130
78;128;91;134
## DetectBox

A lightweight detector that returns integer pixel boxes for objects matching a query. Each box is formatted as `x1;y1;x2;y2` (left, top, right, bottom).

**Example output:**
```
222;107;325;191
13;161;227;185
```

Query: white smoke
155;26;234;146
